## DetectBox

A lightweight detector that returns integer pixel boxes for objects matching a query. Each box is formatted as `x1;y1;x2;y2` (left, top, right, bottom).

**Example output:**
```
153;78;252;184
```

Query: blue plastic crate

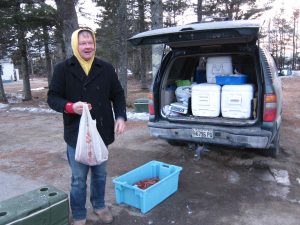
216;74;247;85
113;161;182;213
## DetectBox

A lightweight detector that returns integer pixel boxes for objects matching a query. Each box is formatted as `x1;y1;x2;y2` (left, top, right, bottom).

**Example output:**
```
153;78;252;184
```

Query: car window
168;57;198;81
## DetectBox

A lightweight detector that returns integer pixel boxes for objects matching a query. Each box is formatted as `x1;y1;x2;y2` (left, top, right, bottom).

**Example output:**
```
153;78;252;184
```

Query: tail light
148;93;155;115
263;94;277;122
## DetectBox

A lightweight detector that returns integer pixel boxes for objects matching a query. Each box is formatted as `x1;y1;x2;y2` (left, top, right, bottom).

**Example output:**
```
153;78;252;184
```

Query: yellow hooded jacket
71;28;96;75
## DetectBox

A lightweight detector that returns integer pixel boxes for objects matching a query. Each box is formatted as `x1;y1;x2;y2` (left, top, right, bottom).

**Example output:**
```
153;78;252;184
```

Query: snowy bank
6;106;149;121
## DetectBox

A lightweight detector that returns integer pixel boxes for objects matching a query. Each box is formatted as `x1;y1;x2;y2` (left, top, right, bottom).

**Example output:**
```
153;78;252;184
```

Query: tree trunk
43;25;52;87
138;0;148;89
55;0;79;59
19;32;32;101
16;3;32;101
116;0;128;98
197;0;203;22
292;10;299;70
151;0;164;80
0;75;7;103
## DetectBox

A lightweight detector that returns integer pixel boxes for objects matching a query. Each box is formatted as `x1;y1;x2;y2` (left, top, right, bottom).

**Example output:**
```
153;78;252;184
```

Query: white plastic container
221;84;254;119
206;56;233;83
192;83;221;117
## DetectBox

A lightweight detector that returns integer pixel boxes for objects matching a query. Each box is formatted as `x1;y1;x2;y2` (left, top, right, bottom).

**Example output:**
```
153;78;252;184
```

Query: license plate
192;128;214;139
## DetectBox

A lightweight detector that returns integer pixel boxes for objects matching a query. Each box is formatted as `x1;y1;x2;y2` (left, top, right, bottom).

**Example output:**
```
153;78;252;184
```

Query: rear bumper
148;121;272;149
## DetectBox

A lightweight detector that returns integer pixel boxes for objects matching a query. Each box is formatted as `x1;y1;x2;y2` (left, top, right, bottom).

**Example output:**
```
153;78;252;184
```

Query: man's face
78;32;95;61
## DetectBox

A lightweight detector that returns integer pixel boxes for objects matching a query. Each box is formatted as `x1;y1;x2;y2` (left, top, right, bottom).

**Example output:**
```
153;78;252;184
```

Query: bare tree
292;9;299;70
197;0;203;22
42;25;52;87
15;2;32;101
271;8;292;70
116;0;128;98
164;0;190;26
138;0;148;89
54;0;79;58
151;0;163;79
0;75;7;103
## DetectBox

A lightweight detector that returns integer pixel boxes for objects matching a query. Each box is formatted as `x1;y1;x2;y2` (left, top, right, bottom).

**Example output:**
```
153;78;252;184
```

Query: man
47;27;126;225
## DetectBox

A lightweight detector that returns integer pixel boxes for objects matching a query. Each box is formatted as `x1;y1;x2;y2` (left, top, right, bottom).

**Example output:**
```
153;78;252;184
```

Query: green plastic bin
175;80;191;87
0;185;69;225
134;98;149;113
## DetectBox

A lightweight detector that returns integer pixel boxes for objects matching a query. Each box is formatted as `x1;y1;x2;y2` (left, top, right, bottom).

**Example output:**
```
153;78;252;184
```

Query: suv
129;20;282;157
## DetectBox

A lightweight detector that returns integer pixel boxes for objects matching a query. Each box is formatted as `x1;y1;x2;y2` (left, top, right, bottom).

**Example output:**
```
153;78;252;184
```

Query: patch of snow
6;93;23;103
9;107;57;114
257;170;275;182
279;70;300;79
293;71;300;76
127;112;149;121
31;87;45;91
186;205;193;215
270;168;290;186
227;170;240;184
8;107;149;121
0;103;9;109
296;178;300;185
269;186;290;199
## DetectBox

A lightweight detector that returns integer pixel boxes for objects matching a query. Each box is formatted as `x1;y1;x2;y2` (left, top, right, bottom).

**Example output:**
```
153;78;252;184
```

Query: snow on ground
280;70;300;78
0;103;9;109
270;168;291;186
293;70;300;76
3;106;149;121
9;107;56;114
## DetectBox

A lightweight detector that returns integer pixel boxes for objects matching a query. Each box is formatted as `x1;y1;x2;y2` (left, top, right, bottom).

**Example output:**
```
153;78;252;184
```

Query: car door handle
180;27;194;31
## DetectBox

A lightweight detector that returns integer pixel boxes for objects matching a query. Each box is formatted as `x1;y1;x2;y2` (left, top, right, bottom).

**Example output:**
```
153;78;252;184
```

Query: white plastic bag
175;86;191;105
75;104;108;166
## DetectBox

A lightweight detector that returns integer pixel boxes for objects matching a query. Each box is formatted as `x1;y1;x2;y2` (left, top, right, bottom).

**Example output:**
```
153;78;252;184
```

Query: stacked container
191;83;221;117
221;84;254;119
206;56;233;83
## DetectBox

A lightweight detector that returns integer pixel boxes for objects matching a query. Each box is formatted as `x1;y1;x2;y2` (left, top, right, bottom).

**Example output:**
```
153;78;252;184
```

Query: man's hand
72;101;92;115
114;118;126;135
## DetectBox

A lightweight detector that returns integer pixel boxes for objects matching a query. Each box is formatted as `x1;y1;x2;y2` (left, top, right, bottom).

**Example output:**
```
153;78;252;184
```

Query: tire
264;131;280;158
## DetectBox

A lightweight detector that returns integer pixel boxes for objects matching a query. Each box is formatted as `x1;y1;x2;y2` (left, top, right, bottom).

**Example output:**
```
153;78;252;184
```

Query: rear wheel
264;131;280;158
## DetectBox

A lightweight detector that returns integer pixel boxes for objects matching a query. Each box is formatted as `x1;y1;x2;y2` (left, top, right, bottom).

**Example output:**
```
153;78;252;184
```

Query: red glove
65;102;74;113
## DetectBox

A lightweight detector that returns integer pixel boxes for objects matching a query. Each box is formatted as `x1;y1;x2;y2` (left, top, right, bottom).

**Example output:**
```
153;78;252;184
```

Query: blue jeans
67;145;107;220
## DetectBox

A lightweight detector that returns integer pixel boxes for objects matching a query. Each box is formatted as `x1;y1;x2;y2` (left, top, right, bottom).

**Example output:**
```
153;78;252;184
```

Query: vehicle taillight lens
263;94;277;122
148;93;155;115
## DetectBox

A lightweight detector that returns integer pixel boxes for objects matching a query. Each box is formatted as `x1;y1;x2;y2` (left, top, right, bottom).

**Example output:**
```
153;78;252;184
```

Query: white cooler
192;83;221;117
206;56;233;83
221;84;254;119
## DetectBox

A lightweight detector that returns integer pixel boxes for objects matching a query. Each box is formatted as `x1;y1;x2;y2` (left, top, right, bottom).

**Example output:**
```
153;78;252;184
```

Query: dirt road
1;76;300;225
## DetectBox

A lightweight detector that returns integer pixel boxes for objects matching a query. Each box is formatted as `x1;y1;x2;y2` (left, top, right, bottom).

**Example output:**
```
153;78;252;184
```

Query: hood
71;28;96;75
